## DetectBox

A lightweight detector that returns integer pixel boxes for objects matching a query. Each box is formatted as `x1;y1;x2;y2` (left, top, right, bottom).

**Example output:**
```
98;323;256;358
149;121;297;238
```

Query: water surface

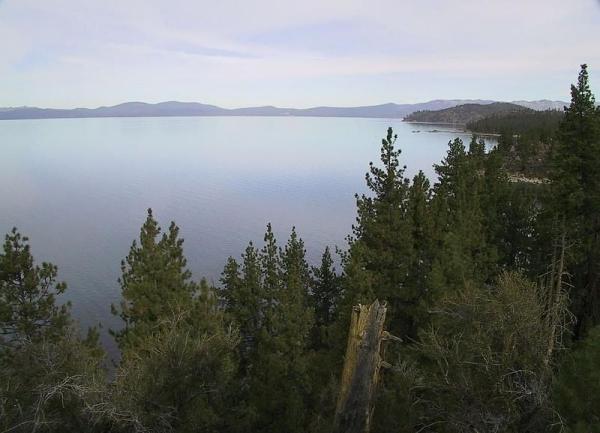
0;116;480;353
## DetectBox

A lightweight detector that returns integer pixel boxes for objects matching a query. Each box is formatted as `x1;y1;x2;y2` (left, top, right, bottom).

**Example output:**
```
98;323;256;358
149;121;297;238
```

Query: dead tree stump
333;300;399;433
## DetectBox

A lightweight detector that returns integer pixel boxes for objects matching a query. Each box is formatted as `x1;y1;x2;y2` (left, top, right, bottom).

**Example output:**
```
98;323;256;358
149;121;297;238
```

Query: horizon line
0;98;570;111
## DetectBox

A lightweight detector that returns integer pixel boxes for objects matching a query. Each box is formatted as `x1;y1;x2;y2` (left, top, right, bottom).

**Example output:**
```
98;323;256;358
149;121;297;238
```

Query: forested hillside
467;110;565;178
2;65;600;433
404;102;532;124
466;109;564;136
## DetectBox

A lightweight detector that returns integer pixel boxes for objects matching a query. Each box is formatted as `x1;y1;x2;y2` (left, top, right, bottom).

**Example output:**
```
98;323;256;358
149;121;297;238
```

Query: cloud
0;0;599;107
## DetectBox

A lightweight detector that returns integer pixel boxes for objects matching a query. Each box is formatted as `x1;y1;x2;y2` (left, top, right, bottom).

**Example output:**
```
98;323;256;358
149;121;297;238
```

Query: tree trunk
545;218;566;367
333;300;391;433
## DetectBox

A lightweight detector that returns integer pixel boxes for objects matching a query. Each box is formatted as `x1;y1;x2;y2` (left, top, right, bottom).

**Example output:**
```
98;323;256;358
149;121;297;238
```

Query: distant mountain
510;100;567;111
403;102;534;124
0;101;228;120
0;99;565;121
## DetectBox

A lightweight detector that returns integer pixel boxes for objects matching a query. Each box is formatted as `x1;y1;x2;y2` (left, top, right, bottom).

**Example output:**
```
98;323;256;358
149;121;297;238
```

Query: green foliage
106;304;238;433
482;145;539;271
305;247;344;433
554;326;600;432
220;225;316;433
405;102;532;124
258;227;314;433
311;246;342;346
429;137;497;297
112;208;198;350
467;109;563;139
104;211;240;432
221;244;261;365
370;359;423;433
548;64;600;336
467;109;564;178
344;127;417;338
415;272;563;433
4;66;600;433
341;126;552;432
0;329;105;433
0;228;70;345
0;229;105;433
260;223;281;334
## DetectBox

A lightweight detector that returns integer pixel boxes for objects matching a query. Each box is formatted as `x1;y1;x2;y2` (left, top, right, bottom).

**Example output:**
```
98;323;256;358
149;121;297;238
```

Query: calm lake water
0;116;482;354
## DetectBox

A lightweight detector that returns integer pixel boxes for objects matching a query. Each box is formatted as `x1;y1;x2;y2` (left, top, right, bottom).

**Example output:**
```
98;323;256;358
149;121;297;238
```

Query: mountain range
0;99;567;121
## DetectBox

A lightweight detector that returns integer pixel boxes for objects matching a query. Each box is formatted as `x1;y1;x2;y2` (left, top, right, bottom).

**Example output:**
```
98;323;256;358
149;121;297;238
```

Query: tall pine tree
112;208;198;350
222;225;315;433
429;137;496;298
549;64;600;337
343;127;415;338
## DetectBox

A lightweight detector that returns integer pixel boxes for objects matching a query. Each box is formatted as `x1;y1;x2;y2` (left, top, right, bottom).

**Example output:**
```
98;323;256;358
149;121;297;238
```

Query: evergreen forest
2;65;600;433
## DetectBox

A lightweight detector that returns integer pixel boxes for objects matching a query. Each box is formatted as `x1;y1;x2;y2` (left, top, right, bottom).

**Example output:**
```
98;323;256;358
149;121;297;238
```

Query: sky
1;0;599;108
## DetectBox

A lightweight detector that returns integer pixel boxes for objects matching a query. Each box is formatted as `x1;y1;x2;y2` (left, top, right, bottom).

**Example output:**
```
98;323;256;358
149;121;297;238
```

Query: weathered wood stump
333;300;399;433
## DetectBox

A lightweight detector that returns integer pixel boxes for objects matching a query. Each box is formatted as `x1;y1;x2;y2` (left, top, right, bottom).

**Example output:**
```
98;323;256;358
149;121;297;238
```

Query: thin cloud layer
1;0;599;108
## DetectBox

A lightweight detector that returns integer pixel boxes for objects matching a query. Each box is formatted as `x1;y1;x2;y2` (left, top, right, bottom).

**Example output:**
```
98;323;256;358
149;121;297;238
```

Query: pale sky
1;0;599;108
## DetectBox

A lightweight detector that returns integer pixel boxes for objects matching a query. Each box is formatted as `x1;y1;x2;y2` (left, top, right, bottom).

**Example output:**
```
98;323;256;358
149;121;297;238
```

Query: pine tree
405;170;434;331
276;227;314;432
344;127;415;338
468;134;486;160
0;228;70;345
221;242;262;365
108;288;238;433
240;226;314;433
311;246;341;334
260;223;280;335
554;326;600;432
279;228;312;339
220;243;264;433
483;144;537;271
307;246;343;433
429;138;496;297
112;208;197;350
551;64;599;216
433;137;470;201
109;214;237;433
0;229;105;433
549;64;600;336
338;128;429;433
221;256;241;307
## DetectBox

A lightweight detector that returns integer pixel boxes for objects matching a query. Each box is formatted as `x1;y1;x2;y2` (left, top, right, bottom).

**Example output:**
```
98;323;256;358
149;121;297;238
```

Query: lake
0;116;483;354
